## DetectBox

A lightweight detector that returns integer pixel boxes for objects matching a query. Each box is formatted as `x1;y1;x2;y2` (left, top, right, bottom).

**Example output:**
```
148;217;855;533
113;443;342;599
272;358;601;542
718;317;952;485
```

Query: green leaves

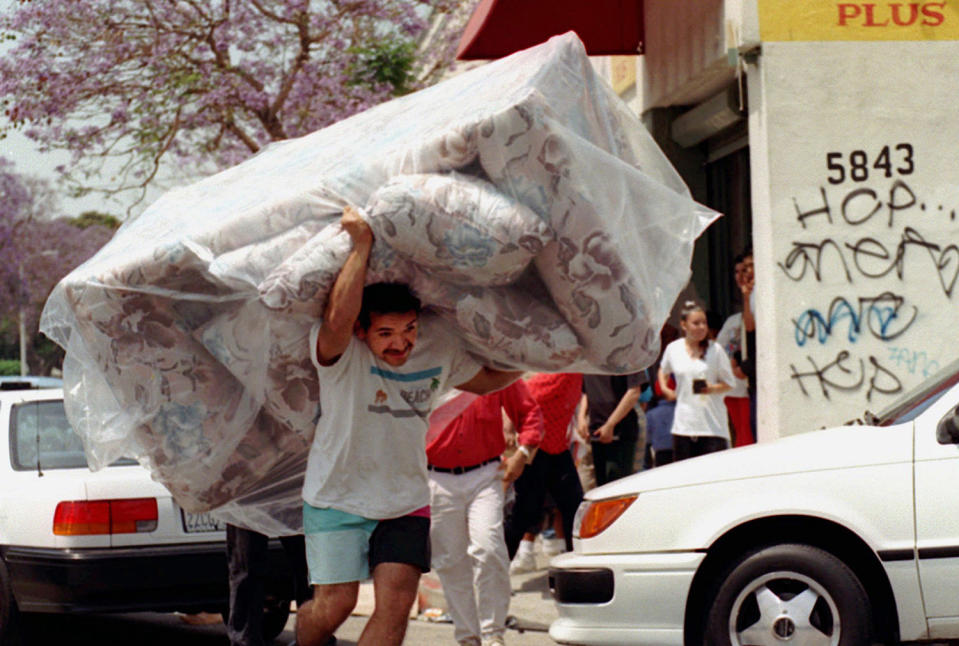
348;39;417;95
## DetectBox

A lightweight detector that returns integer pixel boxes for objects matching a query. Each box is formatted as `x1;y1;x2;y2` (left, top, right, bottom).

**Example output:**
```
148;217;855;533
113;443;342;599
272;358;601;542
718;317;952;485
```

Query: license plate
181;509;227;533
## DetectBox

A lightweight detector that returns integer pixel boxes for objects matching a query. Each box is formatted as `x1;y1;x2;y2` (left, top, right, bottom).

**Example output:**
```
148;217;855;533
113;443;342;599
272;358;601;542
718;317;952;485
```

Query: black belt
428;456;500;475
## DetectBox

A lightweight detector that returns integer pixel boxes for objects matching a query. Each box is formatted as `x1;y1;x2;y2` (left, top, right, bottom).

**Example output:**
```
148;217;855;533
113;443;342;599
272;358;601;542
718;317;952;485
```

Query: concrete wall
750;34;959;436
609;0;959;437
636;0;959;437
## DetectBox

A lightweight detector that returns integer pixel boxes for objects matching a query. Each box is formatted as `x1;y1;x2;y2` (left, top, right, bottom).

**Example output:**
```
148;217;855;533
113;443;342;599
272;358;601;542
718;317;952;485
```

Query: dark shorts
304;503;430;584
370;514;431;574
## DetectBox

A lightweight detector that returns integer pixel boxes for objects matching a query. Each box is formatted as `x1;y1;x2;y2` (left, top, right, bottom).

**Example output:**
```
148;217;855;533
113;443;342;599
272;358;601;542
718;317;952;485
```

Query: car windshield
9;400;136;470
870;356;959;426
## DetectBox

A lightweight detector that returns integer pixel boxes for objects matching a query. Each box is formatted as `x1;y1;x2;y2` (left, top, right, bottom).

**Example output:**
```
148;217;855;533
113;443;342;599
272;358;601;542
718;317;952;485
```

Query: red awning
456;0;643;60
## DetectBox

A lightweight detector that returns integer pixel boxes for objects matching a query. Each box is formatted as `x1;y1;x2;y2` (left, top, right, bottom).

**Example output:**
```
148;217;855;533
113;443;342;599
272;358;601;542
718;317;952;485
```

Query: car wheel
0;560;21;646
706;544;871;646
262;597;291;641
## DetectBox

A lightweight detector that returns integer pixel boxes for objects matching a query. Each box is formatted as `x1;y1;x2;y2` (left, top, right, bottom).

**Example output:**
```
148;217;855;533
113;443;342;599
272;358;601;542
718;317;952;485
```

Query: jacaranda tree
0;156;117;373
0;0;474;206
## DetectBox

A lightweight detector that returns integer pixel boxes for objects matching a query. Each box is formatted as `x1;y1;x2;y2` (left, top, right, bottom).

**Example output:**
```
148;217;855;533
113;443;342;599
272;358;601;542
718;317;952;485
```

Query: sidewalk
279;538;560;645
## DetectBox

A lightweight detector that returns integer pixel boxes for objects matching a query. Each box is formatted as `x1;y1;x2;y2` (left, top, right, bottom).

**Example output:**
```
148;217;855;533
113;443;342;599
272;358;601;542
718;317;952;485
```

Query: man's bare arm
315;206;373;365
455;367;524;395
594;384;642;444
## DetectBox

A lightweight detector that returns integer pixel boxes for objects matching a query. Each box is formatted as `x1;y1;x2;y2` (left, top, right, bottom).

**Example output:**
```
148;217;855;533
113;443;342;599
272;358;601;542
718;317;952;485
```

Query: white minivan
550;358;959;645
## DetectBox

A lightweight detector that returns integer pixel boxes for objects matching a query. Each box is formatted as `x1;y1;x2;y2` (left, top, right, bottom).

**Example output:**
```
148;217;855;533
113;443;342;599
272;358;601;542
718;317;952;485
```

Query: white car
0;385;295;644
549;361;959;645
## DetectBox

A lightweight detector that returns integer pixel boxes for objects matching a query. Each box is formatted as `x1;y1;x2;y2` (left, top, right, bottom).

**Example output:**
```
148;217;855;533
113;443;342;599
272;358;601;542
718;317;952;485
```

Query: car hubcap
728;571;841;646
772;616;795;639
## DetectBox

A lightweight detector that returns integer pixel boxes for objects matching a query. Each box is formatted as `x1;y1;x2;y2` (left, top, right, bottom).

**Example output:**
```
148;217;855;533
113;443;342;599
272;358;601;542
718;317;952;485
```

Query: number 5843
825;144;914;185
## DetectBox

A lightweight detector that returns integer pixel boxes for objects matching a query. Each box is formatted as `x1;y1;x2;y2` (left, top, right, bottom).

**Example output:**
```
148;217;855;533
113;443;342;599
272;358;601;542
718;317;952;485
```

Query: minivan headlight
574;495;638;539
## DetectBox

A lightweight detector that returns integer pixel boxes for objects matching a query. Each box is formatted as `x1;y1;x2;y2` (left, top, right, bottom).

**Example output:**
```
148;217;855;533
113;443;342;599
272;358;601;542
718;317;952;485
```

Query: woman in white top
657;301;736;462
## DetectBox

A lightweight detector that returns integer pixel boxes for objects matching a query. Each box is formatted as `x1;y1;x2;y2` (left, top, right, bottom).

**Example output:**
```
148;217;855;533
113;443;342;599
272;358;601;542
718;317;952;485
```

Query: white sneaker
542;537;566;556
509;546;538;574
482;634;506;646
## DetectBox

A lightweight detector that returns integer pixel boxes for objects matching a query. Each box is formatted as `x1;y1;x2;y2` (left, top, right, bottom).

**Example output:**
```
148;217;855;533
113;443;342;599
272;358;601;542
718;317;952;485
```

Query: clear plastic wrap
40;32;719;535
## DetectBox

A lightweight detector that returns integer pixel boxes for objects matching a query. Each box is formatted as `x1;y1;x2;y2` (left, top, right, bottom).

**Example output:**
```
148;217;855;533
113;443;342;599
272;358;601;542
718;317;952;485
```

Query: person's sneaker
542;537;566;556
509;545;538;574
482;634;506;646
457;638;481;646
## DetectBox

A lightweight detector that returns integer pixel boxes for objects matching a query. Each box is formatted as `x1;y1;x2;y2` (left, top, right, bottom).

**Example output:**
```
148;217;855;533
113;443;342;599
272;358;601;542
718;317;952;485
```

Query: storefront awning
456;0;643;60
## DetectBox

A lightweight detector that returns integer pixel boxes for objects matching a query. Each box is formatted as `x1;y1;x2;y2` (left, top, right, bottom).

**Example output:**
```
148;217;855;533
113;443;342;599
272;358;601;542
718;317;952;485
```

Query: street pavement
280;539;560;645
18;541;562;645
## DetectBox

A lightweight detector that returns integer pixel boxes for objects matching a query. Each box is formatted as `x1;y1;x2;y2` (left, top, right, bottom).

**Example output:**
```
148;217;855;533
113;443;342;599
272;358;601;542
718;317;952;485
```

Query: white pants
428;461;510;644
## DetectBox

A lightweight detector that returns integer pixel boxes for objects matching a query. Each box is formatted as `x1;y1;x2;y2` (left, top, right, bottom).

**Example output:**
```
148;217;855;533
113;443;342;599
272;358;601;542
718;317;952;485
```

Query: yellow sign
760;0;959;40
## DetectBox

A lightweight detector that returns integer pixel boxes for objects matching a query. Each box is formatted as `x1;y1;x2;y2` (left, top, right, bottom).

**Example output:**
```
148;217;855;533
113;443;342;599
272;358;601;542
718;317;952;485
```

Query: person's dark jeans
672;435;728;462
226;524;310;646
652;448;674;467
505;450;584;558
591;438;637;486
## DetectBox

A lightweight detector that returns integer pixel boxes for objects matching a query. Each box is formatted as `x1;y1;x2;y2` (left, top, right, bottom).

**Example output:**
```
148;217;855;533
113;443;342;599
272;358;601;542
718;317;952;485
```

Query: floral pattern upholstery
41;33;718;532
366;172;553;286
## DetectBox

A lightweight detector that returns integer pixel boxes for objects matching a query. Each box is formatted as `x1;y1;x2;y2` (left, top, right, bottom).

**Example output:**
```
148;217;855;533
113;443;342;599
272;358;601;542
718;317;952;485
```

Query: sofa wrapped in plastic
40;32;719;535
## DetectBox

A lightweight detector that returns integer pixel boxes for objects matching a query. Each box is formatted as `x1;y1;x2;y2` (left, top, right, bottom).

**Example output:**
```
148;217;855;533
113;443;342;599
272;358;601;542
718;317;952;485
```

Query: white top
715;313;749;398
659;338;736;440
303;315;482;519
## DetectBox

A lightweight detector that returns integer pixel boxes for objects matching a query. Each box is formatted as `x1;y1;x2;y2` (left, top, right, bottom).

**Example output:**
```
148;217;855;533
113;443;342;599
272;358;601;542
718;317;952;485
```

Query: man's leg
296;582;358;646
226;524;269;646
466;467;510;644
429;472;482;644
359;562;420;646
546;451;584;553
504;453;547;558
361;514;432;646
591;440;611;486
298;504;378;646
607;438;637;483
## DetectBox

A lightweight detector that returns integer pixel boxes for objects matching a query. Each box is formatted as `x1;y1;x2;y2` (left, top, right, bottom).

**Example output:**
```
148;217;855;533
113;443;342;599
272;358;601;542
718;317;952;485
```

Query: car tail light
578;495;637;539
53;498;158;535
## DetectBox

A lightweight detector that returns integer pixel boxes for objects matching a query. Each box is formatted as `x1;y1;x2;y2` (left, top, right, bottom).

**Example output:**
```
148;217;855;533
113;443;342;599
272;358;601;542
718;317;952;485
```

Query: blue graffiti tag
793;292;917;347
887;347;940;378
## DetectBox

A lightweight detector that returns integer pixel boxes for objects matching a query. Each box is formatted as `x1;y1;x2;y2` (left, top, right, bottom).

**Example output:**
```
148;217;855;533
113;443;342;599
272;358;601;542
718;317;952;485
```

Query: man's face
735;255;754;288
357;311;419;367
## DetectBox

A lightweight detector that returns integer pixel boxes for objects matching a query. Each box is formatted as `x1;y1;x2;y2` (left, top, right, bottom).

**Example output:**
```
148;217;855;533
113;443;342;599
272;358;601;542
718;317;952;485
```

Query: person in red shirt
426;381;543;646
503;373;584;568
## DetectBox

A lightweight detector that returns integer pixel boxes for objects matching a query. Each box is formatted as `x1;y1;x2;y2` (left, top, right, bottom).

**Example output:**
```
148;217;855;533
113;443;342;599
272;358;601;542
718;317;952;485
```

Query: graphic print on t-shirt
368;365;443;418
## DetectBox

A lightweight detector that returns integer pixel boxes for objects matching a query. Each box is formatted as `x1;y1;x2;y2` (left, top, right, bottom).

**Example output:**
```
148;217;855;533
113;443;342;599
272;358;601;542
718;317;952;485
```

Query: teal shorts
303;505;379;584
303;503;432;585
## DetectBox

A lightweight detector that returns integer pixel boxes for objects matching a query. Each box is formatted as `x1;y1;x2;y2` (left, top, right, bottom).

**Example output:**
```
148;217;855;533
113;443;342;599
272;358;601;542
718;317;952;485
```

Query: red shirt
425;380;543;469
524;373;583;455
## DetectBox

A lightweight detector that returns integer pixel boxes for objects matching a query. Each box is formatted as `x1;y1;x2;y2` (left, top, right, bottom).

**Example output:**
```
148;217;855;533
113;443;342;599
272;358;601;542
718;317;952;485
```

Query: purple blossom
0;157;116;371
0;0;479;199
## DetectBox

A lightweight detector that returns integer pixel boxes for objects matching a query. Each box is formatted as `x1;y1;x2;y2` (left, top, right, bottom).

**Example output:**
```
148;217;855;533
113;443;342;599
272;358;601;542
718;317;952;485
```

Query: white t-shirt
659;338;736;440
303;315;482;519
715;313;749;398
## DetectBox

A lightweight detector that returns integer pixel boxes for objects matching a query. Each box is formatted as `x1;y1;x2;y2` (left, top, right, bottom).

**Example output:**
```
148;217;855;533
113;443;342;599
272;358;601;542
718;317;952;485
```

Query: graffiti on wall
778;143;952;402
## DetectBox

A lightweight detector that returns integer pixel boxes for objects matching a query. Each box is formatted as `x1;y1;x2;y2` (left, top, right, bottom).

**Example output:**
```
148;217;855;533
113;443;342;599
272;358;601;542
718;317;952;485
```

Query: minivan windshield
9;400;136;470
870;357;959;426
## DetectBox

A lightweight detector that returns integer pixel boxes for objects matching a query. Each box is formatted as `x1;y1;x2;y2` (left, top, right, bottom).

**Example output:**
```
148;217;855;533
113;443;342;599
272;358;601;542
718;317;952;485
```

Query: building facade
592;0;959;438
